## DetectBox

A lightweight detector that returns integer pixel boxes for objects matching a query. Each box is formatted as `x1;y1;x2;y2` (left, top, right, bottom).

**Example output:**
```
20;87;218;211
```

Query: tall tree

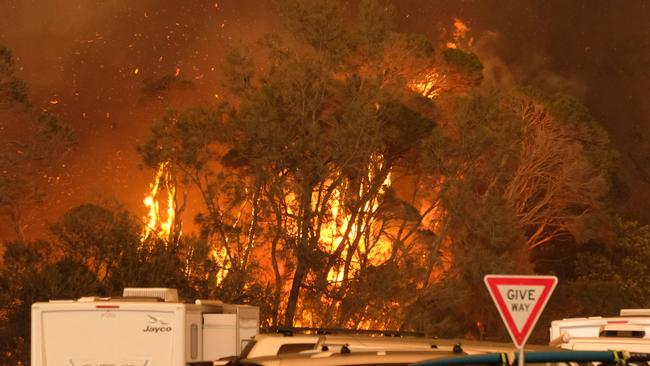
411;84;613;338
222;0;440;327
138;0;442;327
138;106;266;303
0;45;76;241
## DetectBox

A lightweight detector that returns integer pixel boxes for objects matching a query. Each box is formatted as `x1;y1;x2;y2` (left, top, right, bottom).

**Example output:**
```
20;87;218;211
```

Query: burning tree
408;84;614;338
137;106;263;302
219;0;449;328
139;0;444;328
138;0;615;333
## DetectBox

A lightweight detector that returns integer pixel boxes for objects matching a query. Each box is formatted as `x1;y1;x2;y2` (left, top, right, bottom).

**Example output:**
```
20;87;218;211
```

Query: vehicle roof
559;337;650;352
240;349;461;366
244;334;325;359
551;316;650;325
247;333;451;359
431;339;556;354
411;350;639;366
562;337;650;344
318;334;440;348
244;333;557;360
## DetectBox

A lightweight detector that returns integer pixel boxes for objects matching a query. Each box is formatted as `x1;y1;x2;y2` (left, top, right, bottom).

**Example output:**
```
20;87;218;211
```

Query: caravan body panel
31;301;187;366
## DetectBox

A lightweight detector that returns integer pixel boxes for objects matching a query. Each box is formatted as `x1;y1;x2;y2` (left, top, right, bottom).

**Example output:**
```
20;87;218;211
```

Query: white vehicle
240;330;445;360
238;349;460;366
549;309;650;352
240;330;556;361
31;287;260;366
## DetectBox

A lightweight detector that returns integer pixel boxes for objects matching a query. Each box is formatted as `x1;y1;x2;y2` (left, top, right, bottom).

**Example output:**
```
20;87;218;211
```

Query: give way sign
484;275;558;348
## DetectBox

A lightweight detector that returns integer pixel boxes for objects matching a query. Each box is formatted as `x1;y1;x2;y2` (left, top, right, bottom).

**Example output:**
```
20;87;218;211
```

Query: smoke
0;0;278;240
471;31;588;98
393;0;650;222
0;0;648;240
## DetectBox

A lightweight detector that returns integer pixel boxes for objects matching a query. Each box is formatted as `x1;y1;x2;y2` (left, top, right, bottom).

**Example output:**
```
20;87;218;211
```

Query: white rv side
549;309;650;352
31;288;259;366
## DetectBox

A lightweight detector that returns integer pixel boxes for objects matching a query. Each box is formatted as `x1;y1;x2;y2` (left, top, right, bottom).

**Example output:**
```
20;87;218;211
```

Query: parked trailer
31;288;259;366
549;309;650;352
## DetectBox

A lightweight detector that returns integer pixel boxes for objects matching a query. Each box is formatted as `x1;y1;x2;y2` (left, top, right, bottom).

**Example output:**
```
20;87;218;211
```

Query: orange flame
325;155;393;284
446;18;471;49
211;247;230;285
141;161;178;243
410;70;445;99
410;17;473;98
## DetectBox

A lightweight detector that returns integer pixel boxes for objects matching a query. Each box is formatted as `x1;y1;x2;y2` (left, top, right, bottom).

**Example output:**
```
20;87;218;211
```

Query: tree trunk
284;260;306;327
9;208;25;242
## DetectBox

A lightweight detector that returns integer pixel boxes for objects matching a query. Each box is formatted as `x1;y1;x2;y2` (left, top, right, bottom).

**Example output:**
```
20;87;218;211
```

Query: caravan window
599;329;645;338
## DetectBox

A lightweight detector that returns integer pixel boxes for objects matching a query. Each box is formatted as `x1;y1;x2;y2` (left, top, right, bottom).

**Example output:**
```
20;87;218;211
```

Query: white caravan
31;288;259;366
549;309;650;352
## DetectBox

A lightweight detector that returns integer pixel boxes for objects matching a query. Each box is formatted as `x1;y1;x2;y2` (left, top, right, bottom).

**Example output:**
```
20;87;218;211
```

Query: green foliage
35;110;77;153
574;219;650;303
0;45;77;242
210;0;442;327
0;203;232;365
2;78;28;106
412;80;617;339
50;203;142;282
278;0;352;58
0;241;103;366
520;88;617;172
0;45;29;107
387;32;435;60
0;46;12;72
441;48;483;73
0;176;42;207
0;1;630;355
533;218;650;342
138;107;224;170
142;74;193;95
379;101;436;154
224;48;255;95
356;0;395;49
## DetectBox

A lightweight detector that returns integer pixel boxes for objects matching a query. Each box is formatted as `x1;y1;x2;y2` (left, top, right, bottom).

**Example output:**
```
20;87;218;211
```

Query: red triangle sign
484;275;558;348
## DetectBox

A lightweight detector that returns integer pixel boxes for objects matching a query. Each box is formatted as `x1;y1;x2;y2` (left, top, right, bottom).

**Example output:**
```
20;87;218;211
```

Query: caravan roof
549;309;650;353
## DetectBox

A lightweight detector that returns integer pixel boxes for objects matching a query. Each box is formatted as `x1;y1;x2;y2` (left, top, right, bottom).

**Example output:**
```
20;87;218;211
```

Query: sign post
484;275;558;366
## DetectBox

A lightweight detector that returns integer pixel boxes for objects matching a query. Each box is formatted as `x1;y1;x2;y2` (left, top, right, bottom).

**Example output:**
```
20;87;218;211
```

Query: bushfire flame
141;161;178;243
211;247;230;285
447;18;471;49
318;155;393;285
136;17;468;329
410;70;445;99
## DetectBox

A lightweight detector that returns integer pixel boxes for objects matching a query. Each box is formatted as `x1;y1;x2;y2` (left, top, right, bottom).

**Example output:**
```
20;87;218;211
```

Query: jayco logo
143;325;172;333
143;314;172;333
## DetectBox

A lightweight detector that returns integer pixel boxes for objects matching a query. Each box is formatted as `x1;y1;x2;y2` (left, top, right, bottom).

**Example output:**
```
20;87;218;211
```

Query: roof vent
620;309;650;317
123;288;179;302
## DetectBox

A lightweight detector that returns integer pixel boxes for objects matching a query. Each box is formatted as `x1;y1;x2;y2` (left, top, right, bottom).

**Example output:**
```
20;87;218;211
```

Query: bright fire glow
447;18;471;49
141;161;177;243
410;70;445;99
212;247;230;285
324;155;393;284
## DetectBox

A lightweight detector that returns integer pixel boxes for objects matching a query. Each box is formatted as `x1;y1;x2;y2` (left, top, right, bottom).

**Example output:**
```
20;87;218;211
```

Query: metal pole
518;346;525;366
